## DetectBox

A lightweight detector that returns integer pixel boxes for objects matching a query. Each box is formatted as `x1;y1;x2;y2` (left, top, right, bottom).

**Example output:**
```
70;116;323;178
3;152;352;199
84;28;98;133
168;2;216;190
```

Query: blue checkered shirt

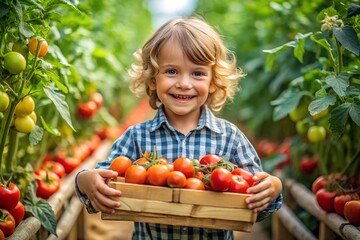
75;105;282;239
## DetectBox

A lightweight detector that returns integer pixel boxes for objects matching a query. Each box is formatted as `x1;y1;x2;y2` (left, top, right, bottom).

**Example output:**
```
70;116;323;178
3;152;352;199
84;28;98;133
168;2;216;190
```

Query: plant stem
5;129;19;173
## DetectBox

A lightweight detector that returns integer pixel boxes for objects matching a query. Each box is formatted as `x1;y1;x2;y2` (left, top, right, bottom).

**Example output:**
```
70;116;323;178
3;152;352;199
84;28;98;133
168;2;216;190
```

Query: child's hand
245;172;282;213
77;169;122;213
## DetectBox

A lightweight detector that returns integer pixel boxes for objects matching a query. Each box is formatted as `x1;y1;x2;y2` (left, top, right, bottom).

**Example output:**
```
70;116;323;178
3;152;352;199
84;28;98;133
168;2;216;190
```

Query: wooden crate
101;178;257;232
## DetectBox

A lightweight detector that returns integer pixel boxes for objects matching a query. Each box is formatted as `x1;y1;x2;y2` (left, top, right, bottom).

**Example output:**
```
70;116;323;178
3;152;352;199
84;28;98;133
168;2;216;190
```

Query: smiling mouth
171;94;195;100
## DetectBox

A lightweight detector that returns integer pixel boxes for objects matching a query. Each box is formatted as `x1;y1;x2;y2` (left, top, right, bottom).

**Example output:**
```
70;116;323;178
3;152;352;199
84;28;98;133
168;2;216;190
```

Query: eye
166;69;177;75
193;71;204;77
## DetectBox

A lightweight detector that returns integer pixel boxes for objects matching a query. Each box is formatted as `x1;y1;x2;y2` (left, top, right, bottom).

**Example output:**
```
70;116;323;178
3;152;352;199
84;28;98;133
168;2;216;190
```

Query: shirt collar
149;105;222;134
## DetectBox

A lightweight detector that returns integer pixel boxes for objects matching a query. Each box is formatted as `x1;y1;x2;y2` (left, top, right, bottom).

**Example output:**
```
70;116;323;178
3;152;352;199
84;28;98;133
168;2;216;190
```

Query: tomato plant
173;157;195;178
147;164;170;186
0;182;20;210
334;194;352;218
210;167;232;191
28;37;48;58
228;175;249;194
185;177;205;190
8;201;25;225
35;169;60;199
3;51;26;75
110;156;132;177
167;171;187;188
0;209;15;238
0;92;9;112
316;189;336;213
344;200;360;225
124;165;147;184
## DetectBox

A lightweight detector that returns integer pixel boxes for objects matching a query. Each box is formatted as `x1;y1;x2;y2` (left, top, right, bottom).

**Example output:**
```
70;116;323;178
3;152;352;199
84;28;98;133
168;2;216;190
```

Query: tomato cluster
110;151;258;194
0;182;25;238
13;95;37;133
312;174;360;226
77;92;103;119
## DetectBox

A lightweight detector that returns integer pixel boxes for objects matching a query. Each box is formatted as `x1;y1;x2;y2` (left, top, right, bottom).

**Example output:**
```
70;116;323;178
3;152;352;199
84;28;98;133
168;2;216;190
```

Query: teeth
173;94;193;99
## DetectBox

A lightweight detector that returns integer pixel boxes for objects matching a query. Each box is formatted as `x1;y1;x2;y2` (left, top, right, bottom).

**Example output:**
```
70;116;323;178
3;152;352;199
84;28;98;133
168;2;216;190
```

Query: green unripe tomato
312;108;329;121
3;51;26;74
0;91;10;112
15;95;35;117
296;119;310;135
14;115;35;133
307;126;326;143
289;100;309;122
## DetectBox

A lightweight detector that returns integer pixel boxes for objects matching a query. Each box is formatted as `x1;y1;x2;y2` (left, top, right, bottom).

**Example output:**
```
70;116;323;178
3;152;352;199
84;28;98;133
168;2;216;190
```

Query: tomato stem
5;129;19;173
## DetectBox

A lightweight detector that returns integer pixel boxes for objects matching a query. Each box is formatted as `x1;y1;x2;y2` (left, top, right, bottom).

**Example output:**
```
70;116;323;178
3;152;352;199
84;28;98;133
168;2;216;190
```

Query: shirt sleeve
74;168;98;214
256;194;283;222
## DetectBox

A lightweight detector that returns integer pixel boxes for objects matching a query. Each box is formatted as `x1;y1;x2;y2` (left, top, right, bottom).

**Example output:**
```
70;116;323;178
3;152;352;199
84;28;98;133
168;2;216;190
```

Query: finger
97;169;119;179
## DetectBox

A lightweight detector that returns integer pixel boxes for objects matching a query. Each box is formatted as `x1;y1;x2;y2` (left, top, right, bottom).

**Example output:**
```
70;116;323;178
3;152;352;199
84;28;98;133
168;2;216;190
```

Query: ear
209;84;216;94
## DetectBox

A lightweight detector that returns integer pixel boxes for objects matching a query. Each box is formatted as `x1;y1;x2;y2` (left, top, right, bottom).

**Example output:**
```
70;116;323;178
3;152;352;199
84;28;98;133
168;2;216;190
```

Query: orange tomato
147;165;170;186
125;165;147;184
173;157;195;178
167;171;187;188
28;37;48;58
185;177;205;190
110;156;132;177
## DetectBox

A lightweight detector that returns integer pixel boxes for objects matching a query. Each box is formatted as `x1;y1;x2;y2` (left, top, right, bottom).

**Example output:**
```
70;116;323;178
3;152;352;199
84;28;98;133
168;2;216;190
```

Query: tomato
296;119;310;135
3;51;26;74
147;165;170;186
0;92;10;112
312;176;328;194
299;155;318;174
256;139;278;158
41;161;66;179
8;201;25;225
344;200;360;225
15;95;35;117
307;126;326;143
14;115;35;133
134;157;149;166
231;168;255;186
194;171;204;181
312;108;329;121
77;101;98;119
55;155;81;174
28;37;48;58
0;209;15;238
167;171;187;188
12;41;29;58
316;189;336;213
334;194;352;217
199;154;221;173
289;99;309;122
173;157;195;178
158;157;169;165
185;177;205;190
91;92;104;108
210;167;232;192
110;156;132;177
0;229;4;240
125;165;147;184
167;163;174;172
0;182;20;210
228;175;249;194
35;169;60;199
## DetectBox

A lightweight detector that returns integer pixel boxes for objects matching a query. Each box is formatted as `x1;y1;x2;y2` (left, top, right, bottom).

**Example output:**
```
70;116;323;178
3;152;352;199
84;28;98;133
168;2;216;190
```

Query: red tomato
77;101;97;119
0;229;4;240
90;92;104;108
173;157;195;178
110;156;132;177
8;201;25;225
55;155;81;174
194;171;204;181
210;167;232;191
299;155;318;174
35;169;61;199
316;189;336;213
147;165;170;186
167;171;187;188
334;194;352;217
344;200;360;225
312;176;328;194
231;168;255;186
185;177;205;190
199;154;221;173
41;161;66;179
0;209;15;237
125;165;147;184
0;182;20;210
228;175;249;194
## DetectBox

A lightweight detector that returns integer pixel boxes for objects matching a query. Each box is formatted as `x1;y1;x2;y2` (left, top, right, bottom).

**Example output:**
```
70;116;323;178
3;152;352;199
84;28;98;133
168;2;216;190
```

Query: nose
176;74;192;89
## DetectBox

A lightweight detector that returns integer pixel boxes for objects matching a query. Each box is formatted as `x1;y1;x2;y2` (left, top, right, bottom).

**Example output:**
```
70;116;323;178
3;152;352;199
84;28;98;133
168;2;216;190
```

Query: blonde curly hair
129;16;245;113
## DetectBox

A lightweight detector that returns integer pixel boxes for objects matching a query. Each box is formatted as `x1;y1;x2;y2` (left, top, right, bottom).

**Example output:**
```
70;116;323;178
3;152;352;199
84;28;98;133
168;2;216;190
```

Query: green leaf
310;32;332;52
308;95;337;116
325;73;350;97
347;4;360;18
294;37;305;63
271;89;303;121
24;183;57;236
40;116;61;136
43;84;75;131
12;0;33;38
349;103;360;126
333;25;360;56
329;103;350;140
29;125;44;146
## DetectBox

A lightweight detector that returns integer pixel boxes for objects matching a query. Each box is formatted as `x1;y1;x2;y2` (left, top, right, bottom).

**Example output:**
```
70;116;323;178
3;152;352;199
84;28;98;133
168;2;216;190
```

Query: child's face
152;39;214;120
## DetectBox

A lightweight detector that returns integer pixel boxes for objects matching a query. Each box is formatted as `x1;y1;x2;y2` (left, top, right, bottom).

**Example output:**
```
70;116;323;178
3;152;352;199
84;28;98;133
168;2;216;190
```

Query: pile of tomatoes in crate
312;174;360;226
110;149;258;194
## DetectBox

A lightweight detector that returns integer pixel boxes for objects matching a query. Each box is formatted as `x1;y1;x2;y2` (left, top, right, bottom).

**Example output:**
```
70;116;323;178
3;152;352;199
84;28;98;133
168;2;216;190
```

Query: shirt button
182;140;186;147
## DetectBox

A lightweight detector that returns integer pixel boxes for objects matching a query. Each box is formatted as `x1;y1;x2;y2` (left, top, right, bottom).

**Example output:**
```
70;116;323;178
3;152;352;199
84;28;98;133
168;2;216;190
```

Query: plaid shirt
75;105;282;239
